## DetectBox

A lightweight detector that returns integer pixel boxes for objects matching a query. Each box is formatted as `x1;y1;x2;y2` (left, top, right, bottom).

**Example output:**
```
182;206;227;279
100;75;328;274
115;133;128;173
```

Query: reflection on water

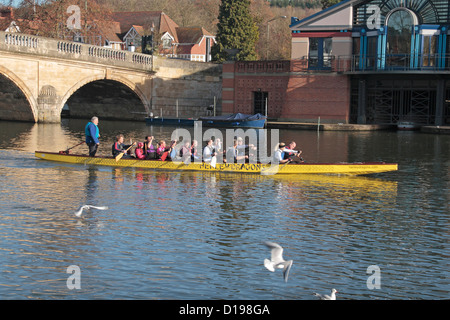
0;120;449;300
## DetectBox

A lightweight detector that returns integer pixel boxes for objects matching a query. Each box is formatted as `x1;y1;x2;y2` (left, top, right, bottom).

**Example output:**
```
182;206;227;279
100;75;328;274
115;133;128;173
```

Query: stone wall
151;57;222;118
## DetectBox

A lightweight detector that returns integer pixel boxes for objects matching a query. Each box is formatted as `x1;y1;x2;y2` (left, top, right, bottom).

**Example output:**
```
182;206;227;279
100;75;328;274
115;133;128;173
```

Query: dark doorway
253;91;268;115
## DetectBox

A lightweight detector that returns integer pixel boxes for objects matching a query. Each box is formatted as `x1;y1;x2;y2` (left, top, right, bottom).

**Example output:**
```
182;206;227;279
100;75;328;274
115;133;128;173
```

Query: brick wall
222;60;351;123
282;73;350;123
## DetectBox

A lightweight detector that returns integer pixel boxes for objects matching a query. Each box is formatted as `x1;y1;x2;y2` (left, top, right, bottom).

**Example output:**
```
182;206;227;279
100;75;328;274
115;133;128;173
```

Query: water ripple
1;130;449;299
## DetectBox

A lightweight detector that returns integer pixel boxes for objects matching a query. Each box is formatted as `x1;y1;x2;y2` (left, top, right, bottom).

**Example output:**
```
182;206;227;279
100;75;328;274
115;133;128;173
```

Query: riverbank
266;122;394;131
266;122;450;134
421;126;450;134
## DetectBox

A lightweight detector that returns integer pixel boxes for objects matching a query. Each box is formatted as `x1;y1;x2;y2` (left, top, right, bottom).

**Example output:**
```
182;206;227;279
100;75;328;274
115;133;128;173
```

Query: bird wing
86;205;109;210
74;205;89;217
314;292;333;300
264;258;275;272
264;241;284;264
282;260;293;282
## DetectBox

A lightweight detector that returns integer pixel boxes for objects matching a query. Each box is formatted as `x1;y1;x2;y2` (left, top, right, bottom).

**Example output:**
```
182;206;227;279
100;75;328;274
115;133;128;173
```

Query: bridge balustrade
1;31;152;71
4;33;39;48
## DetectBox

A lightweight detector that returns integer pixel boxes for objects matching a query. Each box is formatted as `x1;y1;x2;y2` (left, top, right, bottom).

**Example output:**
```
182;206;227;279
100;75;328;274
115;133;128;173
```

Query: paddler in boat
135;142;145;159
226;139;249;163
180;140;192;162
214;138;226;163
190;140;200;162
156;140;173;160
112;134;134;158
236;136;257;162
274;142;291;164
143;135;156;159
283;141;304;163
167;140;178;161
203;139;217;163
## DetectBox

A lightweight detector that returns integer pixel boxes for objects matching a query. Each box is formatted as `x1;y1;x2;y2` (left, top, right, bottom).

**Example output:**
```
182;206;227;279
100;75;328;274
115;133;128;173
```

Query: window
309;38;332;70
365;36;378;69
162;38;172;49
254;91;268;115
422;35;438;67
447;35;450;68
386;9;417;68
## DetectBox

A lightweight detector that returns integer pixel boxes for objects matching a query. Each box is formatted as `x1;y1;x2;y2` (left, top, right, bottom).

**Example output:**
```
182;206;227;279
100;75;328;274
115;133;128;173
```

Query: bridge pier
37;85;61;123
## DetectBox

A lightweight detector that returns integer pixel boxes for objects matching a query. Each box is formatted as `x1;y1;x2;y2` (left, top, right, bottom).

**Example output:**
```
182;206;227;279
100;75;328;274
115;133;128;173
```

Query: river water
0;119;448;300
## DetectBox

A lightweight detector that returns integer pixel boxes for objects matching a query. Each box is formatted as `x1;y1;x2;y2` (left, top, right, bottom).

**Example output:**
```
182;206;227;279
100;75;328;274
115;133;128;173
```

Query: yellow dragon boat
34;151;398;175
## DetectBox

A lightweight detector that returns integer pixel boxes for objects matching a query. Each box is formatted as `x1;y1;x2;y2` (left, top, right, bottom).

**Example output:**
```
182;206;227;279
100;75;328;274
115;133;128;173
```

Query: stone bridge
0;31;222;123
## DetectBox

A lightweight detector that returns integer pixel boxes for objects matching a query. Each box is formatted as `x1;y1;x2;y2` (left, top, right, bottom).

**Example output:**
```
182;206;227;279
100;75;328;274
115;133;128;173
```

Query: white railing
88;45;127;61
57;41;82;54
132;53;152;64
4;33;39;48
1;31;152;71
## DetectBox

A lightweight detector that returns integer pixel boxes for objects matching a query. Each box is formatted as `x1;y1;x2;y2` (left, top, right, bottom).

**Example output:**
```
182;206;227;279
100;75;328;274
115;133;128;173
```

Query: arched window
386;9;418;67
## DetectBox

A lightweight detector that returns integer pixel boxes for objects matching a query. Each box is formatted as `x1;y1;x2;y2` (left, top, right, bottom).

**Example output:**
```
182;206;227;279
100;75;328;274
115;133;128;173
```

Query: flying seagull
263;241;293;282
313;288;338;300
75;205;108;217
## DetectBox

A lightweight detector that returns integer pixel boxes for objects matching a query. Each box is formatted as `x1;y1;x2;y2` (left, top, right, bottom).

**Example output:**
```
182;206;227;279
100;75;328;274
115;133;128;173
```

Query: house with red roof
111;11;215;61
1;7;215;62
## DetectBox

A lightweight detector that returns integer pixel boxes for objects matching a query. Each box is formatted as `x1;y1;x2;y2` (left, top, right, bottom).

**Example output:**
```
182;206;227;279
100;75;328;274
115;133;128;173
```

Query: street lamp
266;15;287;60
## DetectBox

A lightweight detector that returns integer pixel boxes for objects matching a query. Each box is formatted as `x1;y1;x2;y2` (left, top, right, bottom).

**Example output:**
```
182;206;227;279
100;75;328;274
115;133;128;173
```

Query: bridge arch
60;74;150;120
0;65;38;122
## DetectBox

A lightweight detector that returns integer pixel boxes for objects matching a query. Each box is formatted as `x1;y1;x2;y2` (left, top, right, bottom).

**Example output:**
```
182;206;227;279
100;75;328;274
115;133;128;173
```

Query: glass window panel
367;37;377;68
309;38;319;68
423;35;438;67
323;38;332;68
308;37;332;69
387;10;415;67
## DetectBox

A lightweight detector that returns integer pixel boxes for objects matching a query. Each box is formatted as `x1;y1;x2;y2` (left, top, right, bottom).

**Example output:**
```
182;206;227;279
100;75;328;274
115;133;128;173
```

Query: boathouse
223;0;450;126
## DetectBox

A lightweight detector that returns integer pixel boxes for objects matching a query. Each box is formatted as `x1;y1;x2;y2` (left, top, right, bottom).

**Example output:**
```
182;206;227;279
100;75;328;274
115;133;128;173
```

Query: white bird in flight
313;288;338;300
74;205;108;217
263;241;293;282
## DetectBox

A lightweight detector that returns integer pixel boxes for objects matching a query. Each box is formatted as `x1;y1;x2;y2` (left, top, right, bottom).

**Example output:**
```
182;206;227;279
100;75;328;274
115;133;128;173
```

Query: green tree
320;0;340;9
212;0;259;62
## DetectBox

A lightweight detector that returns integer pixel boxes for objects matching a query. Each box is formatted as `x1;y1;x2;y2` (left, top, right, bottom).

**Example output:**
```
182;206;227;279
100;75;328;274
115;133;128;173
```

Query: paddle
210;155;217;168
59;141;84;154
115;142;136;162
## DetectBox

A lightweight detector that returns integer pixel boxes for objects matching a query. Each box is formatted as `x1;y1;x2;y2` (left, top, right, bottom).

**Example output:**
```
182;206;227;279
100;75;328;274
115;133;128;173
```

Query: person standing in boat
85;116;100;157
112;134;133;158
